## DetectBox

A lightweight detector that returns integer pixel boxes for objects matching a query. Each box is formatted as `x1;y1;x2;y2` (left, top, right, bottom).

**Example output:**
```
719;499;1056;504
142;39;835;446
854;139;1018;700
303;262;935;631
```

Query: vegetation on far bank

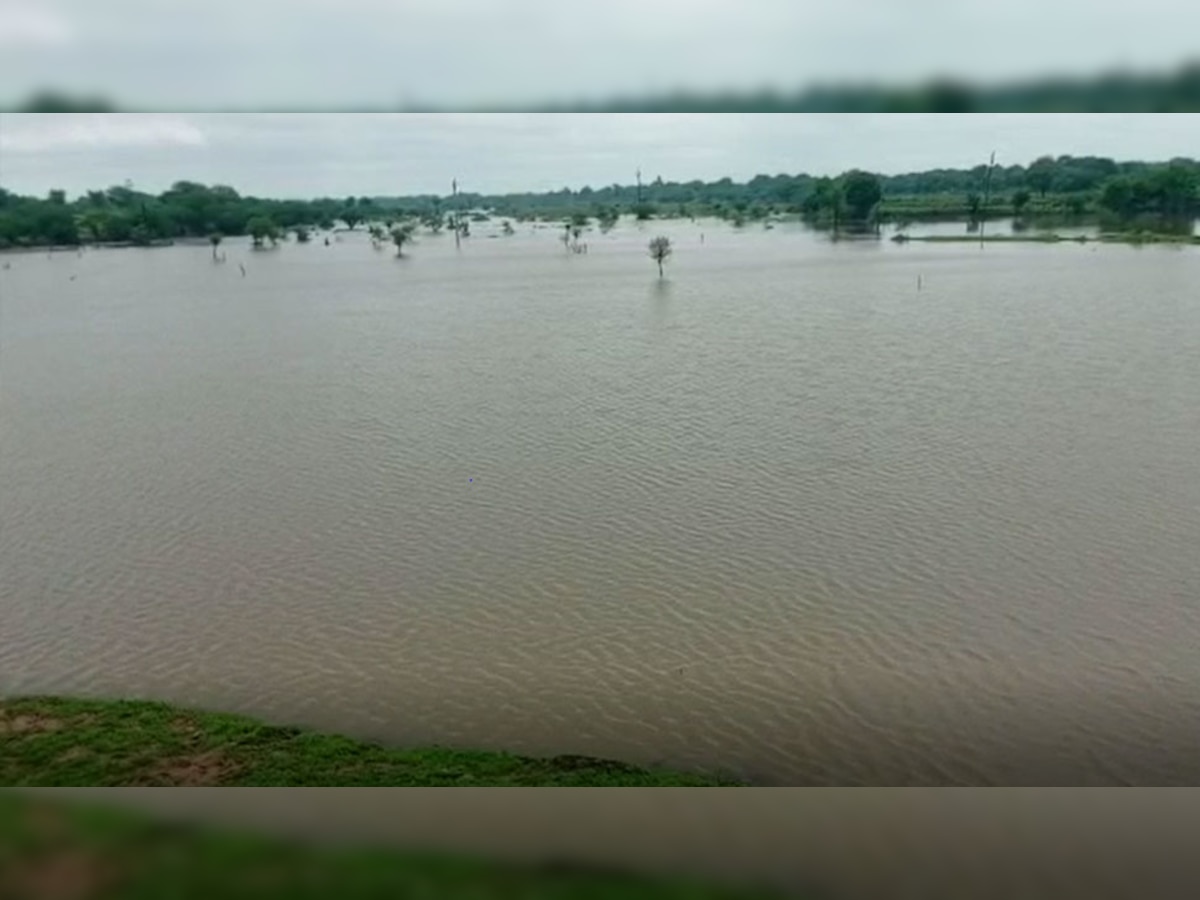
0;792;788;900
1;154;1196;251
892;231;1200;245
0;697;738;787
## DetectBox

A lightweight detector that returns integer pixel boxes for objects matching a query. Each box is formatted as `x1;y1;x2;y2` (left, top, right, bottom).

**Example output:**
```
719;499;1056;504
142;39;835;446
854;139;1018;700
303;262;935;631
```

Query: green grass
0;792;791;899
0;697;739;787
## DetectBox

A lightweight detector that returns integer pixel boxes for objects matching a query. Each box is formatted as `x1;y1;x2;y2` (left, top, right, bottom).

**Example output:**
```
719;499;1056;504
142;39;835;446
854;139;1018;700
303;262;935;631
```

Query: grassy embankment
0;696;738;787
0;792;788;900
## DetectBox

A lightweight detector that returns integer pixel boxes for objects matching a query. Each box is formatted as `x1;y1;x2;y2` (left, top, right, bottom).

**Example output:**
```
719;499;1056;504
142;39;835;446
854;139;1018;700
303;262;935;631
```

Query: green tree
1027;156;1055;197
840;171;882;221
390;223;416;257
77;209;110;243
801;177;836;217
246;216;278;247
422;213;444;234
1100;178;1135;218
648;236;672;278
1012;189;1031;217
1148;163;1198;218
966;192;982;221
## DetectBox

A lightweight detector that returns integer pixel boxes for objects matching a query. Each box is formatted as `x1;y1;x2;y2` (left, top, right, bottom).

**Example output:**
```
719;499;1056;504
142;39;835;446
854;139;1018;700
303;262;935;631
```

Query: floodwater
3;221;1199;784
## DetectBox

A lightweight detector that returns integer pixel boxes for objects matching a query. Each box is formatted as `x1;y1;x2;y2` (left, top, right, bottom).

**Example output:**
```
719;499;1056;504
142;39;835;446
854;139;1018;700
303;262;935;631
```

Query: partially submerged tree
1012;189;1032;217
294;226;311;243
648;235;672;278
246;216;279;248
208;232;222;259
423;213;444;234
391;223;416;257
840;170;883;223
966;192;983;222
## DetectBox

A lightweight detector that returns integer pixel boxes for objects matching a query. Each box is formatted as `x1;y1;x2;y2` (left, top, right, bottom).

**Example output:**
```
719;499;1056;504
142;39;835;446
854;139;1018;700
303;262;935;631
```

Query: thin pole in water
980;150;996;248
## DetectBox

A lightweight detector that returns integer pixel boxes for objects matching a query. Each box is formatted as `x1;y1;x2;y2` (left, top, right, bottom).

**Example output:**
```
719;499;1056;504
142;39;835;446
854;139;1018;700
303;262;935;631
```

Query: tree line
1;156;1196;249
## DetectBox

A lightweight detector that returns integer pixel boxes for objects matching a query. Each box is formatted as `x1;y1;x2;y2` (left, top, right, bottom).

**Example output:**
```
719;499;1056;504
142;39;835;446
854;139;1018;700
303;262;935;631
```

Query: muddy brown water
3;221;1199;784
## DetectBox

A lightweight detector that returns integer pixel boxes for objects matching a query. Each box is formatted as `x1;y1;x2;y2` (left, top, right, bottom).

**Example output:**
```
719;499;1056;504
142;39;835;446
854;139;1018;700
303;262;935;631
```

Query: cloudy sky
2;114;1199;199
1;0;1198;108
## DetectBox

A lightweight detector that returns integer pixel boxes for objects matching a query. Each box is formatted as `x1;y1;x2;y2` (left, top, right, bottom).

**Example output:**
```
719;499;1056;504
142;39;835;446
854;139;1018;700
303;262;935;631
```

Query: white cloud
0;2;74;46
0;114;207;153
2;1;1198;108
1;113;1197;199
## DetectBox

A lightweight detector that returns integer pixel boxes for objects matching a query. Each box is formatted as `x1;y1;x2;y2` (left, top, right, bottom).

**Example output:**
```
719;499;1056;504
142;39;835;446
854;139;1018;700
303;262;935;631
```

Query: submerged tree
966;192;982;222
246;216;279;248
840;170;883;223
294;226;311;243
597;207;619;232
648;235;672;278
422;213;444;234
391;223;416;257
208;232;222;259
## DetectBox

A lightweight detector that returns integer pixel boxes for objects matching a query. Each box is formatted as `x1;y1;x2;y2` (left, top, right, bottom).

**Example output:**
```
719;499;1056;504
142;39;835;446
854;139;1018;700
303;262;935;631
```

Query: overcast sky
2;114;1199;198
1;0;1198;108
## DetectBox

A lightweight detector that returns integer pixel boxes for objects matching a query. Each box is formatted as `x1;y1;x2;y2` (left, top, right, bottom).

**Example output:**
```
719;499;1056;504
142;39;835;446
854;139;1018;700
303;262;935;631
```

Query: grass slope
0;792;791;899
0;696;737;787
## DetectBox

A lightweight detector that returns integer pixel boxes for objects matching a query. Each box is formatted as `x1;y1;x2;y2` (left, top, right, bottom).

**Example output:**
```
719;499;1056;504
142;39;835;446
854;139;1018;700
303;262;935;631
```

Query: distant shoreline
0;239;176;254
892;232;1200;245
3;224;1197;257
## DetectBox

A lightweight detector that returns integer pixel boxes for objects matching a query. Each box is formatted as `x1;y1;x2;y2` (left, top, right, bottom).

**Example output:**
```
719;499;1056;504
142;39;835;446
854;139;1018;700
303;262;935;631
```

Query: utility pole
980;151;996;247
452;178;460;250
636;169;643;206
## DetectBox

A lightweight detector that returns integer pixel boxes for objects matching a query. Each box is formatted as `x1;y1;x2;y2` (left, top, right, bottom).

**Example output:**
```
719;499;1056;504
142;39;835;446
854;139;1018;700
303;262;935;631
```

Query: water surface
3;221;1198;784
